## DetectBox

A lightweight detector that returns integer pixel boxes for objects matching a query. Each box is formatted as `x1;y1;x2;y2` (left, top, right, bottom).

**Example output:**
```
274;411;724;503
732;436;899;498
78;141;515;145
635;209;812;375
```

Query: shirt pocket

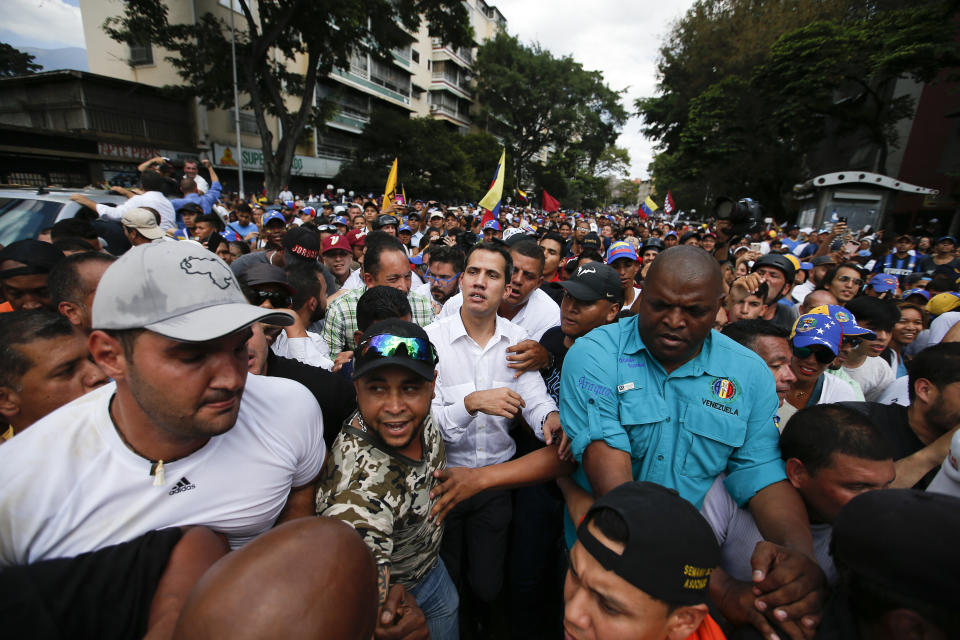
618;390;665;463
442;382;476;405
679;403;747;480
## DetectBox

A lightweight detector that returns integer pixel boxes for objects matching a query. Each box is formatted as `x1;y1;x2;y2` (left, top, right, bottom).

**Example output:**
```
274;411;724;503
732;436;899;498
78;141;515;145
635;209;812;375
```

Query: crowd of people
1;156;959;640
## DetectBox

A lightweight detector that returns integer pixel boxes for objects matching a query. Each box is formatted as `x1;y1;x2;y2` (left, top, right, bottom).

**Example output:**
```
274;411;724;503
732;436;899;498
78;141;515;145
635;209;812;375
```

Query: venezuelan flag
478;149;506;221
640;196;659;217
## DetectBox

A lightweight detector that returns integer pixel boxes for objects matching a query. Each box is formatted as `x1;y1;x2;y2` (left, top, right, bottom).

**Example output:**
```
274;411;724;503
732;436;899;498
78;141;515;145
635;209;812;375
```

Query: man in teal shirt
560;246;825;636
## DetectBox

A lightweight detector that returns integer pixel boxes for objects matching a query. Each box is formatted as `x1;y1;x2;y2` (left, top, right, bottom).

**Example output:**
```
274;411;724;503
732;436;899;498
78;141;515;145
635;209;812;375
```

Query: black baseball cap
559;262;624;304
0;239;65;278
831;489;960;610
577;482;719;605
282;226;320;261
352;319;439;381
581;232;602;252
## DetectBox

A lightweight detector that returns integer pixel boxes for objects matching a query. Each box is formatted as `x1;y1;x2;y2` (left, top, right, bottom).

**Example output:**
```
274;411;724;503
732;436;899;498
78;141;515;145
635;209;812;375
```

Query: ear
353;330;364;347
665;604;708;640
0;386;21;422
784;457;808;489
913;377;936;407
305;296;319;316
88;330;128;380
605;302;621;323
58;301;85;328
362;271;376;288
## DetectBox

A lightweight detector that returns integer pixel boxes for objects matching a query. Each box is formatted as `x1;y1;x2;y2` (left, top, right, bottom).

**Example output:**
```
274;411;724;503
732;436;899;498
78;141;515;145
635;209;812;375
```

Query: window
239;112;258;134
412;50;420;64
129;42;153;66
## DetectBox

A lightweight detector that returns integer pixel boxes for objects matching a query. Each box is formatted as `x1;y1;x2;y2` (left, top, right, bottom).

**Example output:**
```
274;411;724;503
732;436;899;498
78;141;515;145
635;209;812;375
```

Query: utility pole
229;3;245;199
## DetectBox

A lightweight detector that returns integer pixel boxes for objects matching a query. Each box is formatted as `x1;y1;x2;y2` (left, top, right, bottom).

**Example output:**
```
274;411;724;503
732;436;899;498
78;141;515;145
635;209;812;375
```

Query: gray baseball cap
92;242;294;342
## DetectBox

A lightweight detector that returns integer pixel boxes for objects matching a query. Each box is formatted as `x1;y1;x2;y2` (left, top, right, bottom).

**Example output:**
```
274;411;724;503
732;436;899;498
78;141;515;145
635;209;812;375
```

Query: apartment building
79;0;506;193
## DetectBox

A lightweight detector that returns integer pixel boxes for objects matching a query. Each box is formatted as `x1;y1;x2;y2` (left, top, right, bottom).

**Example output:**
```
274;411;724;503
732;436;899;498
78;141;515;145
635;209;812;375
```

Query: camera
714;197;762;238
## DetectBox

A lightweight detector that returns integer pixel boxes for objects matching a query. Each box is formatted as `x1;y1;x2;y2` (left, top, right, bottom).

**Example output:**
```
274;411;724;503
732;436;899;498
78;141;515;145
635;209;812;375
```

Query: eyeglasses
841;336;862;349
836;275;864;286
355;334;438;367
250;289;292;308
424;269;461;286
792;345;836;364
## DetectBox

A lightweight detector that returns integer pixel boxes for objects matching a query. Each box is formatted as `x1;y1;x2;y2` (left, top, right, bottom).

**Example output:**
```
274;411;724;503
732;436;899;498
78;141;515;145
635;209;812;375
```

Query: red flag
664;190;675;215
542;190;561;213
636;206;647;220
480;208;495;226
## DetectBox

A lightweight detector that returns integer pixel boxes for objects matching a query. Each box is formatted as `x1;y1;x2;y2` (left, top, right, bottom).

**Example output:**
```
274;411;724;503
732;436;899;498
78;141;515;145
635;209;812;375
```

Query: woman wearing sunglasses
778;313;859;429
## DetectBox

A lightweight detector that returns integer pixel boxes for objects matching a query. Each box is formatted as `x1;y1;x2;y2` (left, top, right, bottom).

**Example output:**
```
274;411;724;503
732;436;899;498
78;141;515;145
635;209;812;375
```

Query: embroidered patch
711;377;738;402
796;316;818;332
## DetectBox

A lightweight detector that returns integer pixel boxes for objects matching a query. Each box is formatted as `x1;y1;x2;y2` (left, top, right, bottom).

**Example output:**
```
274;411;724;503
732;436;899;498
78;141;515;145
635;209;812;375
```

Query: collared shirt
559;317;785;543
272;330;334;371
321;286;435;354
426;313;558;468
96;190;177;231
437;287;560;341
168;180;223;215
341;268;364;291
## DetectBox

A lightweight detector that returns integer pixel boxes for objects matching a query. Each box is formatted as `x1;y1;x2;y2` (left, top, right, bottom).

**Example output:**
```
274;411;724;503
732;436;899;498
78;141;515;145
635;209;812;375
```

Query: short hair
908;342;960;402
540;231;565;248
427;245;465;273
578;248;604;264
465;241;514;281
0;310;75;389
721;319;788;352
927;274;957;295
362;232;406;278
511;240;545;274
52;237;98;254
47;252;117;306
51;218;97;242
780;404;893;474
228;240;250;256
236;202;252;214
195;213;224;232
140;170;167;192
356;286;412;332
180;177;198;193
286;262;324;311
846;296;900;332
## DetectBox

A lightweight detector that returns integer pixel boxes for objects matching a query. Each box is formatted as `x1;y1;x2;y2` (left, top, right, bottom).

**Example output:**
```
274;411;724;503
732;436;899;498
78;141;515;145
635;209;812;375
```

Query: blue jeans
409;558;459;640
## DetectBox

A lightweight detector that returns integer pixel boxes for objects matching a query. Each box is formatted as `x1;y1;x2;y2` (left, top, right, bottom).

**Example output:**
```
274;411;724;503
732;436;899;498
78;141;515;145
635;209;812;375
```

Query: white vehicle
0;187;127;246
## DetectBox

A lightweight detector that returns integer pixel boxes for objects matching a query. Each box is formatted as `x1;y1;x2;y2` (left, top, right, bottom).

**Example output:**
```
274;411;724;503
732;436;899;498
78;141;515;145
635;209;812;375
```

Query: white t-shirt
96;190;177;231
792;281;814;304
701;477;837;586
342;268;364;291
438;288;560;341
843;357;896;402
928;311;960;345
776;373;859;430
0;374;325;566
876;375;910;407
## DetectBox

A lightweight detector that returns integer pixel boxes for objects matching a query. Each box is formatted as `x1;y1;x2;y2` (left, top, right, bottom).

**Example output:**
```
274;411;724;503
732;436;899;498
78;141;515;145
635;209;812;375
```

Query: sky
2;0;696;179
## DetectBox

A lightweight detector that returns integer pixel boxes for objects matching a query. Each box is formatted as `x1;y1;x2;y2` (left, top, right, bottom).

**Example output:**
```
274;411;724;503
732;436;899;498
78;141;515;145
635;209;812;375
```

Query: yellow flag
383;158;398;207
478;149;506;212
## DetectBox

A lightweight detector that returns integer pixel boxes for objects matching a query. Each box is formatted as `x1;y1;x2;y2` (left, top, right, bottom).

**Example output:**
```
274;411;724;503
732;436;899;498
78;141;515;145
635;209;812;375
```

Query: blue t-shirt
228;221;259;238
559;318;785;547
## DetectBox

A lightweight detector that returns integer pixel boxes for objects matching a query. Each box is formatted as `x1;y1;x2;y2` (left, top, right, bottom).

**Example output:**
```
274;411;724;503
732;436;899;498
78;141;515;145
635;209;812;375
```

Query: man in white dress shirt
438;239;560;376
425;241;562;628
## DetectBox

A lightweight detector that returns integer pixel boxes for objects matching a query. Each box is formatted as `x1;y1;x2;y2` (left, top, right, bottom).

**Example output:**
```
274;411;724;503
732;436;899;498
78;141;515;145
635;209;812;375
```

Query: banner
542;190;561;213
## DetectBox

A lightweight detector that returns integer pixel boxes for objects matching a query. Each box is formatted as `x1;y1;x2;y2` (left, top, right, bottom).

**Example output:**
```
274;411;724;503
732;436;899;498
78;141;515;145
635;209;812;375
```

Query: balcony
331;67;412;108
430;38;474;68
430;103;471;127
430;72;472;100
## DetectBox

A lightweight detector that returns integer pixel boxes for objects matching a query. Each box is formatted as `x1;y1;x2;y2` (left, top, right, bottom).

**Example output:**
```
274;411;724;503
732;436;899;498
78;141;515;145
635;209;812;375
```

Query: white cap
121;207;164;241
92;242;293;342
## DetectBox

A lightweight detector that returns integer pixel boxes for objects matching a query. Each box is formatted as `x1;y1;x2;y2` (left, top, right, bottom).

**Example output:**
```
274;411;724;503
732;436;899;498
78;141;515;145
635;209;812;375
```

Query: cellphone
750;242;762;253
838;216;847;224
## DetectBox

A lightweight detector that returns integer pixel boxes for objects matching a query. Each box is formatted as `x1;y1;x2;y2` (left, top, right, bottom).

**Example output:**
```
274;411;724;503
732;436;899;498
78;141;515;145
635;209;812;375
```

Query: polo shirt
559;317;785;545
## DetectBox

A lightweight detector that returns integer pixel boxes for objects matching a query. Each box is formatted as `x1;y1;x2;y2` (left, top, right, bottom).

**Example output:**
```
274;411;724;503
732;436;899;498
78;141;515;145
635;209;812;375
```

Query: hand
506;340;549;377
68;193;85;202
464;388;525;418
430;467;484;524
201;158;211;168
716;576;797;640
830;222;847;238
375;584;429;640
442;236;456;247
109;185;127;194
332;350;353;373
750;541;826;635
542;412;571;460
731;273;765;298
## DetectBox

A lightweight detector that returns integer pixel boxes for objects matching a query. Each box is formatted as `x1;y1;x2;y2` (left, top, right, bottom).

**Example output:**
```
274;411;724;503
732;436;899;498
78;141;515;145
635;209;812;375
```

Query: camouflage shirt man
315;411;445;588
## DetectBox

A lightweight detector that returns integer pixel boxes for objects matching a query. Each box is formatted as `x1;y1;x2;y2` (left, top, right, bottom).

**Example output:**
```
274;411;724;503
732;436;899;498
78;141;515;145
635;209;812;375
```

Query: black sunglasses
841;336;863;349
251;289;292;308
792;345;835;365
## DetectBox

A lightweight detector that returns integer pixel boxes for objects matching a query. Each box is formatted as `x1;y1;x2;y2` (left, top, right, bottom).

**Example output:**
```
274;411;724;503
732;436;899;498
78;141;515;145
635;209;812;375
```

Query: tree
103;0;472;198
0;42;41;78
473;32;627;190
334;108;501;201
636;0;959;218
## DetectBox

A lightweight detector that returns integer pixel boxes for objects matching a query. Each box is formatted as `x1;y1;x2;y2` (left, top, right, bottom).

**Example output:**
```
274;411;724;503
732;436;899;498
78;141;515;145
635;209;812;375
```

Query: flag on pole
663;190;675;215
542;190;561;213
382;158;398;208
517;187;528;202
478;149;506;225
640;196;659;217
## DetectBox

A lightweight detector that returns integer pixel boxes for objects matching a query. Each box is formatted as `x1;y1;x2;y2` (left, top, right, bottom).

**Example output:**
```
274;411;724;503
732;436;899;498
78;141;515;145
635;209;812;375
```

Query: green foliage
0;42;41;78
334;109;502;201
103;0;473;197
637;0;960;218
473;32;628;191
